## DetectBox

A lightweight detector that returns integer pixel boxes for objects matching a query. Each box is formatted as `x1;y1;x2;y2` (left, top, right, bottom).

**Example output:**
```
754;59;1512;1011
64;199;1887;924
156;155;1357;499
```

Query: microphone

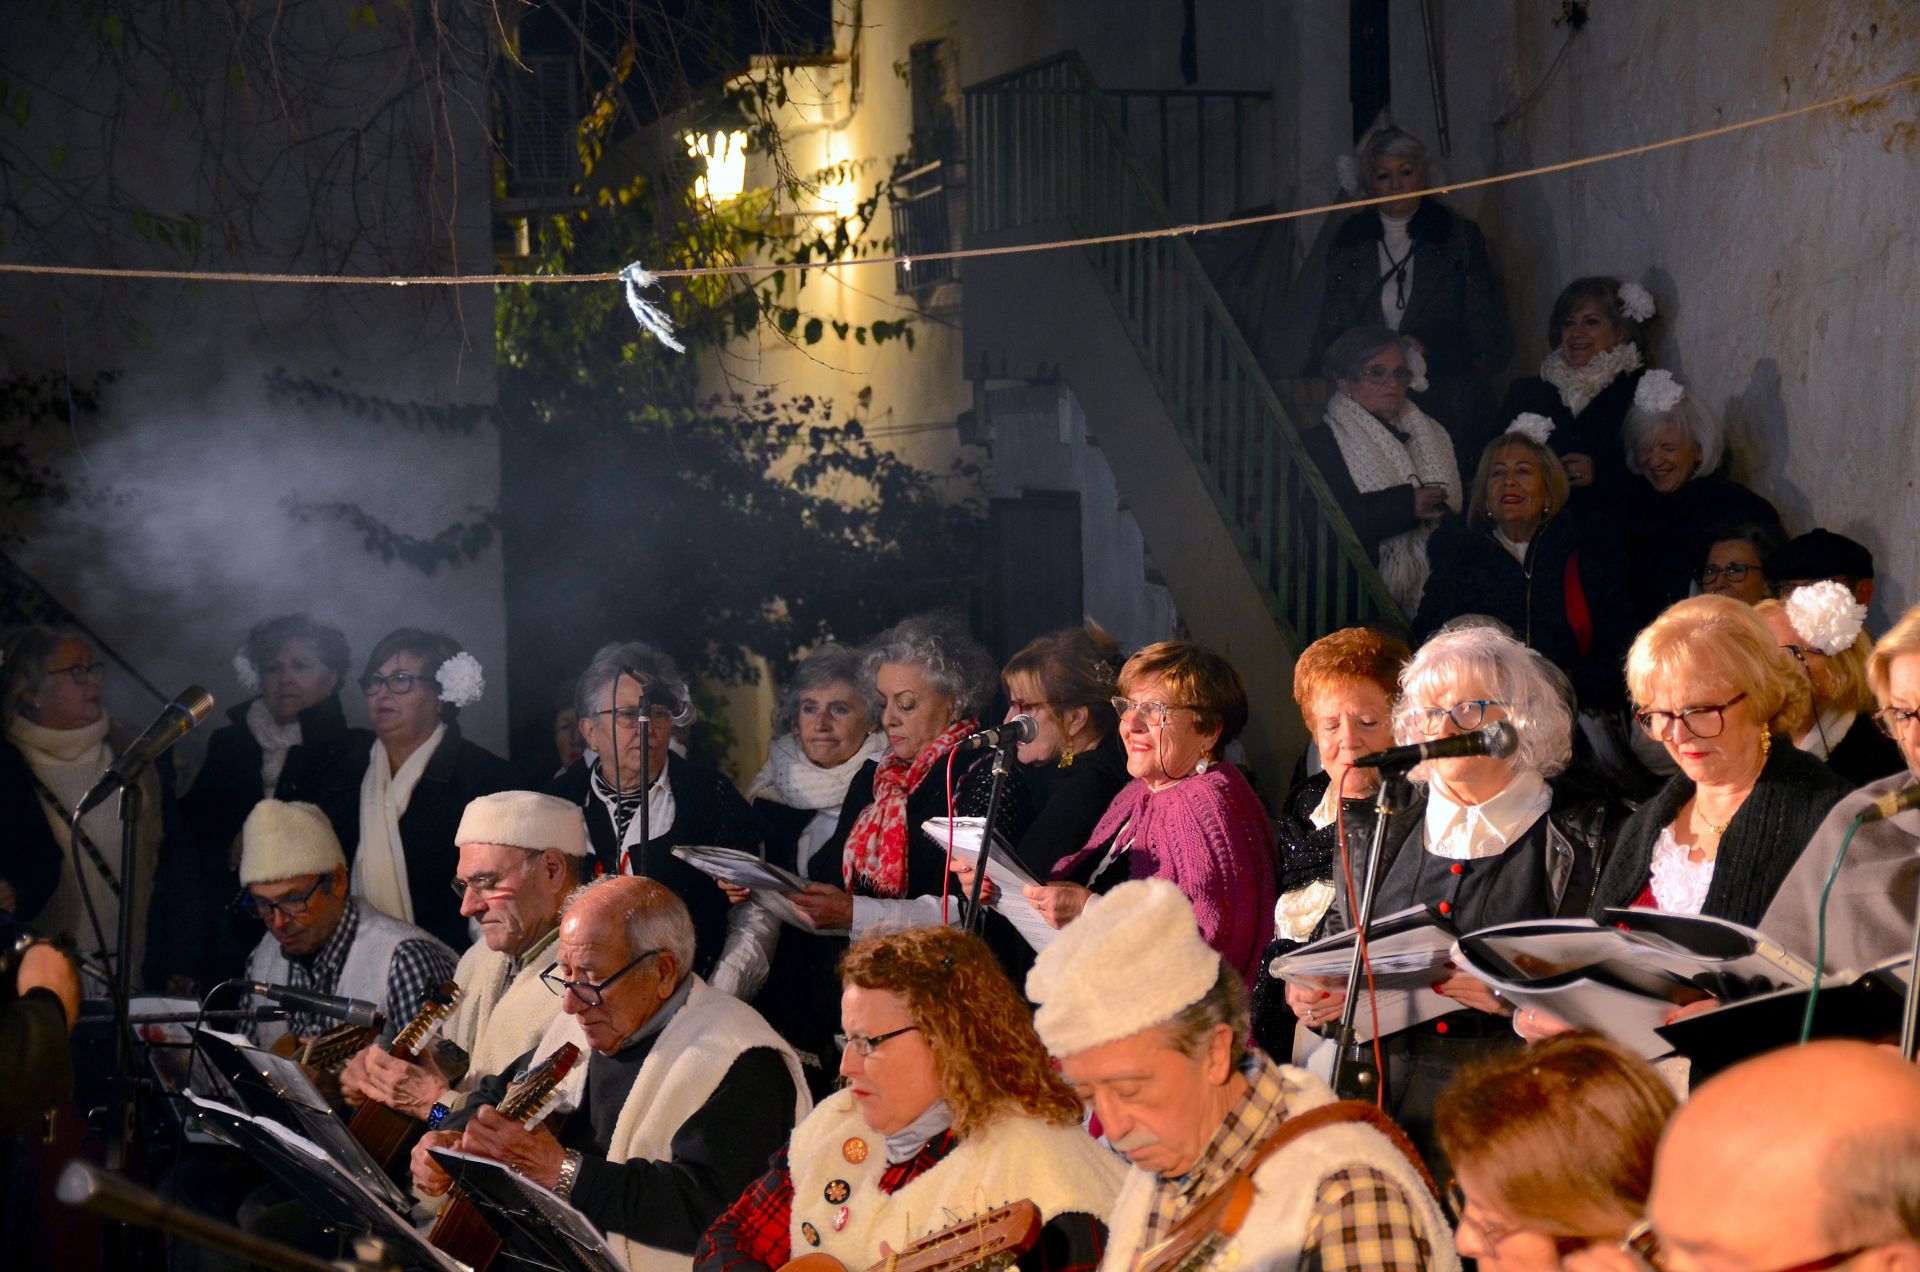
246;982;384;1029
1858;783;1920;825
1352;720;1520;769
958;716;1038;751
620;666;681;714
72;686;216;818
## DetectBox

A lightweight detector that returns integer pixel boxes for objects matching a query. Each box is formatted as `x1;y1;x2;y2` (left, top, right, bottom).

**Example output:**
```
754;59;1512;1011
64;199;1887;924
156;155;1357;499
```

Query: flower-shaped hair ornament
1506;413;1556;446
435;651;486;708
1634;368;1686;415
1617;281;1657;323
1785;580;1869;657
1406;346;1431;394
233;647;261;693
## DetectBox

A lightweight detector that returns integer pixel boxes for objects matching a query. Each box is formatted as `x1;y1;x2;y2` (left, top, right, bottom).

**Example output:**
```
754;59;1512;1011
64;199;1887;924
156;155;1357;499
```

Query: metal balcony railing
890;159;962;294
964;53;1401;645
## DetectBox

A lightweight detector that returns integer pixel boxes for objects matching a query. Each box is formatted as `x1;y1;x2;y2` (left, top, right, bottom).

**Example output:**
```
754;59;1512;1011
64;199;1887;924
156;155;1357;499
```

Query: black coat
1300;423;1426;571
1313;201;1511;471
1591;742;1852;928
1618;475;1782;629
1820;722;1906;789
1500;367;1645;503
1415;511;1636;710
387;720;521;950
1010;731;1130;878
0;742;64;924
549;752;762;980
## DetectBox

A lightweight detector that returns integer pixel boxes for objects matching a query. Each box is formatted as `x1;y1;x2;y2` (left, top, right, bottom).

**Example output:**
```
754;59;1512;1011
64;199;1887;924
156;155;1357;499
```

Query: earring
1760;728;1773;758
1058;739;1076;769
1194;755;1213;775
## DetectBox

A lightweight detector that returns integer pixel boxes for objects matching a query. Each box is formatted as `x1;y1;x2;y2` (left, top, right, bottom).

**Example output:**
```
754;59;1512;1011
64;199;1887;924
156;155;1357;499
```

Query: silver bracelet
553;1148;584;1200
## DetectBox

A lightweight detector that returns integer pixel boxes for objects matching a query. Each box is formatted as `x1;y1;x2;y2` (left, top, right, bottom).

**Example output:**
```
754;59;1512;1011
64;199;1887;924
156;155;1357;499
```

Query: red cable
1333;765;1386;1105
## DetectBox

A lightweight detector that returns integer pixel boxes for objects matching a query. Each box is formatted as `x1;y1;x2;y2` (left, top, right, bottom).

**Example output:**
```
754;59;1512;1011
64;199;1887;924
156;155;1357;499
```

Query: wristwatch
425;1102;452;1131
554;1148;584;1200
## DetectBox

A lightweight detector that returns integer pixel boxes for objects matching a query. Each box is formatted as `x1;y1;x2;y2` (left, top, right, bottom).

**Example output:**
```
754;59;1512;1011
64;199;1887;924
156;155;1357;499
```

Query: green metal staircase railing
965;53;1402;646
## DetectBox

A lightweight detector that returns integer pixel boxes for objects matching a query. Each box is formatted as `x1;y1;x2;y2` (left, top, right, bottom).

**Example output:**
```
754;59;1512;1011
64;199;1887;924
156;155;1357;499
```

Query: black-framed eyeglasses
1621;1219;1872;1272
1111;697;1193;727
44;661;106;686
1871;706;1920;740
539;949;664;1007
1413;699;1506;736
1634;692;1747;740
237;875;330;921
449;855;535;901
359;670;431;697
1700;562;1760;584
834;1024;919;1057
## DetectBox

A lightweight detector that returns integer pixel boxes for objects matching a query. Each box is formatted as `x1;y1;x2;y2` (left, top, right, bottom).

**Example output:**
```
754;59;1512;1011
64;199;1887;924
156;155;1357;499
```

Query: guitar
347;979;463;1165
269;1021;380;1075
778;1198;1043;1272
427;1042;582;1270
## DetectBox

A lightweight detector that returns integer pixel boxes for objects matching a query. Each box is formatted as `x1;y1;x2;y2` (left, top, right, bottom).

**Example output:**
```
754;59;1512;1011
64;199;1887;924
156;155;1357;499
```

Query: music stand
429;1147;625;1272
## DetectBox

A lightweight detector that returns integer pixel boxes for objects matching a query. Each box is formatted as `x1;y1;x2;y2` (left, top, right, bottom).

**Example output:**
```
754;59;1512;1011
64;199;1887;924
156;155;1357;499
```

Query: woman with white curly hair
1303;324;1463;615
352;626;518;949
1618;376;1782;627
787;612;1034;946
1287;623;1621;1172
1755;586;1904;786
1415;421;1634;712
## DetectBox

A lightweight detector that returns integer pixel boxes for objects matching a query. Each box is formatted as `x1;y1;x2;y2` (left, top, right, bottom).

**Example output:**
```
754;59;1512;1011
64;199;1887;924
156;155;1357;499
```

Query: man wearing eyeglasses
412;876;807;1268
341;790;589;1122
239;799;455;1053
1565;1041;1920;1272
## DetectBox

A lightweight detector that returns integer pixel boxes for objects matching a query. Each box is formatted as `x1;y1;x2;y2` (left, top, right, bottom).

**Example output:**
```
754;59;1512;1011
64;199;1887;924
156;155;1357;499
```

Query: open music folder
1268;905;1461;1041
428;1146;625;1272
923;816;1058;952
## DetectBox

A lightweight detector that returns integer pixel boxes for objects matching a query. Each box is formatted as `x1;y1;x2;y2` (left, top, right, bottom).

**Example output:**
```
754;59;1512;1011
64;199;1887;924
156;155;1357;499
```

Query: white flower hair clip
1785;580;1868;657
436;651;486;708
1406;346;1430;393
1335;153;1361;197
1507;413;1556;445
1634;368;1686;415
233;647;260;693
1617;281;1657;323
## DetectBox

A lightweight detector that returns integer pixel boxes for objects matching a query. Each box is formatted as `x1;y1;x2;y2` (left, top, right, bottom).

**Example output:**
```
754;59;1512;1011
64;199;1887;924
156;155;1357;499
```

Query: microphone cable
1799;813;1868;1044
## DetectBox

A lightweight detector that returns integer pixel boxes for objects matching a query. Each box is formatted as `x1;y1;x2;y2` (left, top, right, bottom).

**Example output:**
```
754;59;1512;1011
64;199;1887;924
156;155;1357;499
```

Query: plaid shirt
269;901;455;1042
1139;1057;1430;1272
695;1129;1105;1272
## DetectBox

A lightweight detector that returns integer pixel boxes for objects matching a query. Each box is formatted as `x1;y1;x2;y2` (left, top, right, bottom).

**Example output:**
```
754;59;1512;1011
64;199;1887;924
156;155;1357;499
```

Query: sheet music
430;1147;626;1272
672;843;809;893
1270;905;1459;990
925;817;1057;952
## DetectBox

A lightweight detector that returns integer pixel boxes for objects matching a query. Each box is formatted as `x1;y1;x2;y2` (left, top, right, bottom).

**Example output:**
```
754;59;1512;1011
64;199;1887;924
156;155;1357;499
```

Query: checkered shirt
269;900;456;1042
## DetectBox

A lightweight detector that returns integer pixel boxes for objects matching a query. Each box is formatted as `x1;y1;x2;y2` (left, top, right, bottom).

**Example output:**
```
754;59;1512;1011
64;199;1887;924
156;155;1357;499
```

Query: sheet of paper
923;817;1056;951
672;843;809;892
1271;905;1458;991
430;1147;626;1272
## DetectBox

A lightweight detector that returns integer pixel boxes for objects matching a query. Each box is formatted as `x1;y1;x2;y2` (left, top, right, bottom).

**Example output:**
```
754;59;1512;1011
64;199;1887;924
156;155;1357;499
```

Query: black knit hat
1765;528;1875;585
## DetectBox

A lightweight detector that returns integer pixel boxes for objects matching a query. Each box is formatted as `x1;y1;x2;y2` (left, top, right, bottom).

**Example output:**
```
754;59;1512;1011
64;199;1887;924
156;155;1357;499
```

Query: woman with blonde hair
1754;584;1904;786
1436;1033;1677;1271
1762;603;1920;970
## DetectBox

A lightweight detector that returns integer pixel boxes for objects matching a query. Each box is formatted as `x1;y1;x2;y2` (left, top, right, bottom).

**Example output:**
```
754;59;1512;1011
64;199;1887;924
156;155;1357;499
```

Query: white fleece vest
441;932;565;1101
245;904;447;1048
787;1091;1125;1267
529;977;811;1272
1099;1066;1457;1272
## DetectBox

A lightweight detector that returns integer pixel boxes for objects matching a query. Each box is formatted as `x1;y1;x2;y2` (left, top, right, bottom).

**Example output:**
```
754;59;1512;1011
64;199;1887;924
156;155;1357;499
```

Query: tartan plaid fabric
1300;1166;1432;1272
1138;1055;1293;1250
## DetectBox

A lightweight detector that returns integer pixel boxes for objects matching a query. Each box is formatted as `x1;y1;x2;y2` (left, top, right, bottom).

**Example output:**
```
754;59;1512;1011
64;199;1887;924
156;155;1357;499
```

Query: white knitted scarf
743;731;886;809
1322;391;1461;614
246;698;303;796
1539;341;1642;416
352;723;445;924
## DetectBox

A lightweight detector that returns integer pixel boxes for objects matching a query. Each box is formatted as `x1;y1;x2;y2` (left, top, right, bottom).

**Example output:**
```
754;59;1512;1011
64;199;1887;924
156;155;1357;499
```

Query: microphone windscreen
1482;720;1520;759
177;686;216;725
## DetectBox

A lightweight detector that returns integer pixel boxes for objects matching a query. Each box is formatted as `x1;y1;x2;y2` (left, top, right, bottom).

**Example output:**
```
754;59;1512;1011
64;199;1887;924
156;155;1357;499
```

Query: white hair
1393;627;1574;778
562;876;696;982
1624;394;1726;479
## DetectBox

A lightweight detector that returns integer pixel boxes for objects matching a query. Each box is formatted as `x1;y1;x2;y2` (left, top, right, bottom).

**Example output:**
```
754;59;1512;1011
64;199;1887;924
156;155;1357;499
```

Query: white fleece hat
1027;878;1223;1058
455;790;591;858
239;800;346;886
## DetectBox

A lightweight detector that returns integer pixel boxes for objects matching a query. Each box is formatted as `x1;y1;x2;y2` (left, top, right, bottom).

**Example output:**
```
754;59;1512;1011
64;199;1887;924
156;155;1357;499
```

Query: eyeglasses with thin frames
1359;366;1414;387
44;661;106;686
1699;562;1760;584
1413;699;1506;736
1110;697;1193;727
834;1024;919;1057
1443;1181;1586;1256
1634;692;1747;740
449;855;536;901
539;949;664;1007
238;875;329;922
589;706;672;731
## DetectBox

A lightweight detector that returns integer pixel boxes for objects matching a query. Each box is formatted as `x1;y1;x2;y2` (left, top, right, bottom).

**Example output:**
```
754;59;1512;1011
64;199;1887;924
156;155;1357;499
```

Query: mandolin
777;1198;1043;1272
269;1021;380;1075
427;1042;582;1270
348;979;463;1165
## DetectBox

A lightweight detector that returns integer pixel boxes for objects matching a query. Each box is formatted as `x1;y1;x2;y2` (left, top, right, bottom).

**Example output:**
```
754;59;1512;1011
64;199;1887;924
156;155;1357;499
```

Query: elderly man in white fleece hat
342;789;591;1124
1027;879;1456;1272
240;799;455;1052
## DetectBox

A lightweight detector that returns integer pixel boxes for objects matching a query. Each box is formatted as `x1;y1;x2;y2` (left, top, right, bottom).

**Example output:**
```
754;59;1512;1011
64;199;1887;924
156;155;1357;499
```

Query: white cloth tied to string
620;262;685;353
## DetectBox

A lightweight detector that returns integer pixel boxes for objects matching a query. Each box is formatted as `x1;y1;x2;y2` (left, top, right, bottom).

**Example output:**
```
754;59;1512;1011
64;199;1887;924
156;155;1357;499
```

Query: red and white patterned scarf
841;717;977;897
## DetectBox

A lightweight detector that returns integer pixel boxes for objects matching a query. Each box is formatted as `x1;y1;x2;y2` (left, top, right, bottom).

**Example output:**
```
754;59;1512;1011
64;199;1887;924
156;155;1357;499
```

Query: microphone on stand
72;686;216;818
245;982;384;1030
1352;720;1519;770
1858;784;1920;825
958;716;1038;751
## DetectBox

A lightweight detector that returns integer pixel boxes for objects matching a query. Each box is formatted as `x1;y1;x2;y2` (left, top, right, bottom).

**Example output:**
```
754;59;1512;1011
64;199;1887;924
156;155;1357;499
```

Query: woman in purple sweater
1026;641;1277;986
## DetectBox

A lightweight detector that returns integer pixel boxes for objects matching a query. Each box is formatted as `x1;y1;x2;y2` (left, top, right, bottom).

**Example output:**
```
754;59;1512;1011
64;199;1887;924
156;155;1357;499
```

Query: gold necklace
1697;807;1732;837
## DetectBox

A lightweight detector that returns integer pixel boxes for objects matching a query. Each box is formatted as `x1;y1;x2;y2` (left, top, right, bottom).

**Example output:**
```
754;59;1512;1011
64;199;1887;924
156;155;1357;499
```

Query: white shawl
1322;391;1461;614
1538;341;1642;416
246;698;303;795
352;723;446;924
